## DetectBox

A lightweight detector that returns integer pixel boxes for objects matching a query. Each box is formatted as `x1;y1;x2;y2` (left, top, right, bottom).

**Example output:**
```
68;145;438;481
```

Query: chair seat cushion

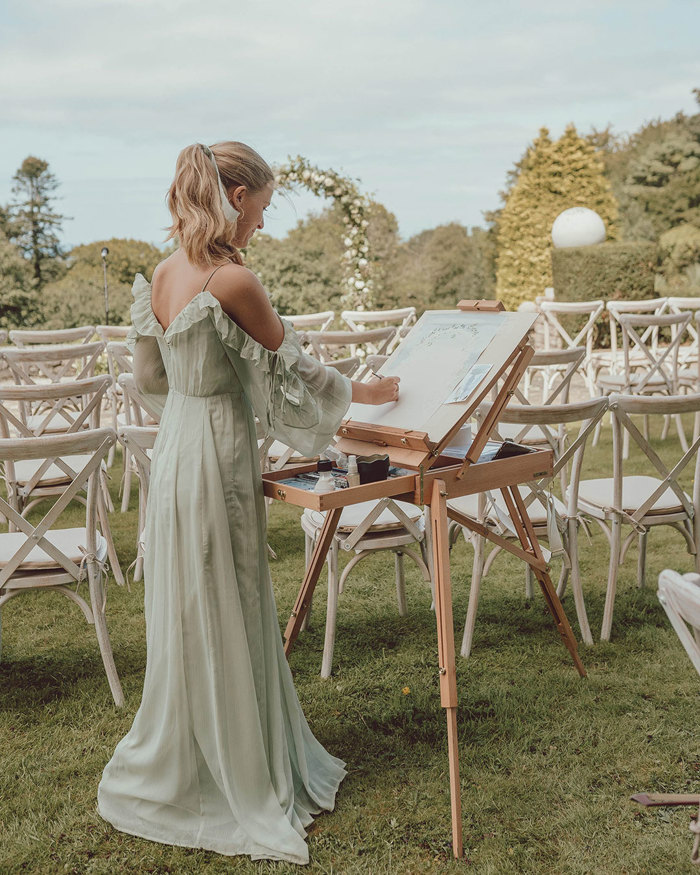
12;454;97;486
304;499;423;533
575;476;689;517
449;487;566;526
25;413;89;434
0;527;107;569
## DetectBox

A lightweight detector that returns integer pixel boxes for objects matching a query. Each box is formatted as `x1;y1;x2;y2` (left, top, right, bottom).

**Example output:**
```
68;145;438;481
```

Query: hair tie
200;144;239;223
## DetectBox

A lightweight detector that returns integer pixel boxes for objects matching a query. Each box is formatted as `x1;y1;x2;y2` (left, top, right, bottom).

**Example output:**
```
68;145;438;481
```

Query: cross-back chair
303;327;395;379
0;427;123;705
8;325;97;347
449;396;609;652
0;341;106;434
657;569;700;676
96;325;130;343
597;298;669;378
667;298;700;384
537;299;604;397
341;307;416;355
488;347;586;447
117;425;158;583
104;341;133;468
0;376;124;585
116;374;162;513
300;498;433;678
575;392;700;641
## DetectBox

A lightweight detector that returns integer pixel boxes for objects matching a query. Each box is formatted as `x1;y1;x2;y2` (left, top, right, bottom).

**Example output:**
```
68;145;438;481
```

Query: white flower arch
274;156;373;309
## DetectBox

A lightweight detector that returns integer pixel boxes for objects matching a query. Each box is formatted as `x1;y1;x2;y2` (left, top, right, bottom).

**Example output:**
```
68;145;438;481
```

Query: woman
97;141;399;865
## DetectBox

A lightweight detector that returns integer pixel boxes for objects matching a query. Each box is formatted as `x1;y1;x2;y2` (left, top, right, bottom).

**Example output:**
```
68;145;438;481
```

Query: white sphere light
551;207;606;248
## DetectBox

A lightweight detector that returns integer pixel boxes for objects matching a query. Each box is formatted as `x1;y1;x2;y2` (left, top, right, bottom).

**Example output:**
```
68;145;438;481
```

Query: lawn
0;416;698;874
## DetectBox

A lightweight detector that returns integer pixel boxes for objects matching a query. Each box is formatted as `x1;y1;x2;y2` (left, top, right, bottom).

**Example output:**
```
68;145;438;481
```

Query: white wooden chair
0;341;105;434
285;311;335;332
594;297;669;380
117;426;158;583
594;311;691;454
662;297;700;369
8;325;96;347
300;498;433;678
537;299;604;397
96;324;130;342
303;327;395;379
0;376;124;586
104;342;133;469
117;373;163;513
341;307;416;355
575;392;700;641
0;427;124;706
450;396;609;652
657;569;700;676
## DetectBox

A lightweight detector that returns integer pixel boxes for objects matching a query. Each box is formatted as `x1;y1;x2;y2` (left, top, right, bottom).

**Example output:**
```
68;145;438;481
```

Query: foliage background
0;94;699;330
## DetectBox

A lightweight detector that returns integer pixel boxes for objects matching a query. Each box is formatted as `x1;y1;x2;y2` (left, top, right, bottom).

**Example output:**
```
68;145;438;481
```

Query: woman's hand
351;375;400;405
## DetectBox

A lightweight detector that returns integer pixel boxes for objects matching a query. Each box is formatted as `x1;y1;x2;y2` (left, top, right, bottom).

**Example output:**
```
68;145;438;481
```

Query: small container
357;453;390;484
346;455;360;488
313;459;335;493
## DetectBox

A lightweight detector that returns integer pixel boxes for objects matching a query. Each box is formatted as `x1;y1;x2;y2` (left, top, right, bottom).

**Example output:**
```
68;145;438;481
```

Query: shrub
551;241;659;303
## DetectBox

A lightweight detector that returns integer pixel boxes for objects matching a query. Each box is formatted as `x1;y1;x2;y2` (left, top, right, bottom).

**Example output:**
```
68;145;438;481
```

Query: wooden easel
263;301;586;860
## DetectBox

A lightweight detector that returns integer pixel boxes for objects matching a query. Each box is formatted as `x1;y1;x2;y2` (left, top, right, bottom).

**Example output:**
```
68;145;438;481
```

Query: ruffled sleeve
209;302;352;457
126;274;168;421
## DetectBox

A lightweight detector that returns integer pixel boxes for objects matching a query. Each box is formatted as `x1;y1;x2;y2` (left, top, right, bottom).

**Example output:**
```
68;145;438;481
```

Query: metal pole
101;247;109;326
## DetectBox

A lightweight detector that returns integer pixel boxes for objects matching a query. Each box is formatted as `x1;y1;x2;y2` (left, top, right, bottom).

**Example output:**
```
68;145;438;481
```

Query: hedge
550;241;659;304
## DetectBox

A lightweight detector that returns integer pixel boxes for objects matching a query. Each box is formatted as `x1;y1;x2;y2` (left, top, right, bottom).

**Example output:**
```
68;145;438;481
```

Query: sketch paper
346;311;506;431
445;364;492;404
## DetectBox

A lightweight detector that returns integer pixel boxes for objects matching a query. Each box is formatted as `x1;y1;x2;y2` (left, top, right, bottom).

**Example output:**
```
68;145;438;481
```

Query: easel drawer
262;464;417;511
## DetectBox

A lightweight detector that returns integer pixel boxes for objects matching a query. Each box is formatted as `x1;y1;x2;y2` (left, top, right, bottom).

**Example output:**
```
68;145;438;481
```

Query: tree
386;223;496;312
7;156;67;287
40;238;164;329
495;125;619;310
0;231;40;330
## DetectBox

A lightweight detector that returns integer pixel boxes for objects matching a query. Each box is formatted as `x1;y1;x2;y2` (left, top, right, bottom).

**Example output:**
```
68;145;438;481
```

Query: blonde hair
166;141;274;266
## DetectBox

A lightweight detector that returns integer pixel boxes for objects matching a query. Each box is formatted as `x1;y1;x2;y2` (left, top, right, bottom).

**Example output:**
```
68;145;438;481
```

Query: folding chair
537;299;604;397
0;377;125;586
576;392;700;641
117;426;158;583
450;396;609;652
657;569;700;676
300;498;433;678
0;427;123;705
8;325;96;347
341;307;416;355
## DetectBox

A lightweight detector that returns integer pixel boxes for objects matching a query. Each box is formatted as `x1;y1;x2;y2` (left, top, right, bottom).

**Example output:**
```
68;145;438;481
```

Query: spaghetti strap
201;261;232;293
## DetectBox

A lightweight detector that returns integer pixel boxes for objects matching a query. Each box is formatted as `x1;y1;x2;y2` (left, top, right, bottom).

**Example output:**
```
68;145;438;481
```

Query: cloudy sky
1;0;698;249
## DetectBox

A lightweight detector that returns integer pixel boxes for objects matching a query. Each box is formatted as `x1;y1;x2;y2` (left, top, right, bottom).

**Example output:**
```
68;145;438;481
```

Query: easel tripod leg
430;480;464;859
501;487;586;678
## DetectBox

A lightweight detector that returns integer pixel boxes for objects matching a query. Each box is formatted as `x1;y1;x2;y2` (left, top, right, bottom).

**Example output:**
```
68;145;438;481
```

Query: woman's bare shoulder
207;263;283;349
206;263;267;307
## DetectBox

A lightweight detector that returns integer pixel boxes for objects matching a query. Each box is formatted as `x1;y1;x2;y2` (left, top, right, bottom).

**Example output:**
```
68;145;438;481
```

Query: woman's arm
212;265;401;405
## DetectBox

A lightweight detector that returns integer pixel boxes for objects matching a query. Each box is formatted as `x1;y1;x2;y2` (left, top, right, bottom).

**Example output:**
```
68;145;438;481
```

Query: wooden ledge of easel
457;300;506;312
337;420;432;452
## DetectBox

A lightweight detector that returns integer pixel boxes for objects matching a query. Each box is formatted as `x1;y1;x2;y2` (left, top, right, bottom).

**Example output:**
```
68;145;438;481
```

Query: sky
1;0;698;250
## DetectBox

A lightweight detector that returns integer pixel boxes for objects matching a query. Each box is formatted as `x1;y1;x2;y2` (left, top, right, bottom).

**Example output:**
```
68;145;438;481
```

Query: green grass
1;417;699;873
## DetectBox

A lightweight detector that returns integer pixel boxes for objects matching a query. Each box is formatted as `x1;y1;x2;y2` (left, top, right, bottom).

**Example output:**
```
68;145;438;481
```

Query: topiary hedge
550;240;659;304
550;241;660;347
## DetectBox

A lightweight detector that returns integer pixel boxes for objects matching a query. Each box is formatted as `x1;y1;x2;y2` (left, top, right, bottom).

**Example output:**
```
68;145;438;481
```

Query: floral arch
274;156;373;309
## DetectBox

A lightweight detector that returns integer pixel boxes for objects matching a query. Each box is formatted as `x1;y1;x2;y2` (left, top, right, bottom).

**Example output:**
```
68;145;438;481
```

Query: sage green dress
97;274;352;865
